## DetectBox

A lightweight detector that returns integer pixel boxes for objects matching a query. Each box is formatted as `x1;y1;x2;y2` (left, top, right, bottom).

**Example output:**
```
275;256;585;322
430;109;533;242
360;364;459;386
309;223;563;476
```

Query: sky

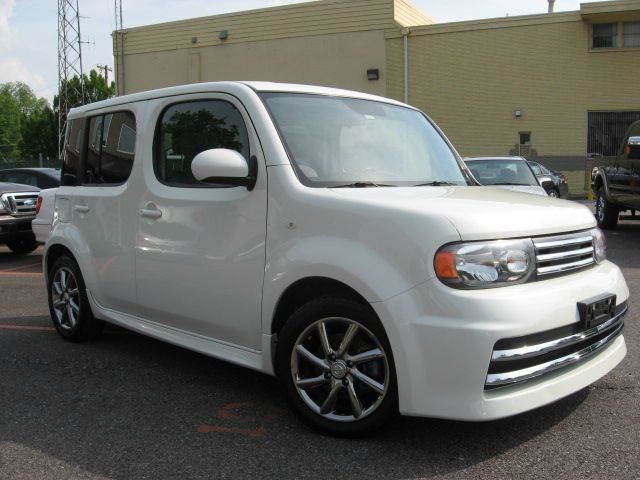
0;0;594;102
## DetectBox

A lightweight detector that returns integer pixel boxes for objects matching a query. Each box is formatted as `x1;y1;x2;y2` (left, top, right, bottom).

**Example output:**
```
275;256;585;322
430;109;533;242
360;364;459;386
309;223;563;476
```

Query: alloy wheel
291;317;390;422
51;267;80;330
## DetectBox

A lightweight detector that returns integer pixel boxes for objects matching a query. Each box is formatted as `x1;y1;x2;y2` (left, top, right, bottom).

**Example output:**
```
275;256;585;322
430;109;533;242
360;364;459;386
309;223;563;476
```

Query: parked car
44;82;628;436
32;188;57;244
0;167;60;189
0;182;40;253
592;120;640;229
527;160;569;198
464;156;549;196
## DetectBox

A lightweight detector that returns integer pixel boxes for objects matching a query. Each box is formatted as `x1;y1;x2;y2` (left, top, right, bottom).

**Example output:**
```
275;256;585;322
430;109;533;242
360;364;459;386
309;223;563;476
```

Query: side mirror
191;148;257;190
538;175;554;189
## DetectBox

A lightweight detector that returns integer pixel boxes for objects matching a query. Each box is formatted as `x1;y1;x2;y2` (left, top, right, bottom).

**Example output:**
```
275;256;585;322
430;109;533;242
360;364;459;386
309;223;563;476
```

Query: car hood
330;185;595;241
0;182;41;194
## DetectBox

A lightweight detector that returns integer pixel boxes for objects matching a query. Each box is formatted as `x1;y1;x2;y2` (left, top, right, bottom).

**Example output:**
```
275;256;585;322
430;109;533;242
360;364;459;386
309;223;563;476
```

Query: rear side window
61;119;85;186
84;111;136;185
154;100;249;187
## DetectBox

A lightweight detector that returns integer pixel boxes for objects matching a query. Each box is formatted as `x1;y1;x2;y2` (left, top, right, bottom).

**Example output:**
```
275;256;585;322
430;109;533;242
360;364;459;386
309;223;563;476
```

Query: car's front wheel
547;188;559;198
276;297;398;436
596;189;619;229
47;255;104;341
6;234;38;254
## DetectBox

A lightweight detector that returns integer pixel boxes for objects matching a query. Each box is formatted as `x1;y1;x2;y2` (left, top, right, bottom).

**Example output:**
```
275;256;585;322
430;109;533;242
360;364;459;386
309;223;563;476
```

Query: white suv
45;82;628;436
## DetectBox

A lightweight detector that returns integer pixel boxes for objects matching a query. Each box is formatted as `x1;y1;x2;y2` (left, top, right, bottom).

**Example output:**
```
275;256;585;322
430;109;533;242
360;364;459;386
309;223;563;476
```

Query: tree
54;69;116;114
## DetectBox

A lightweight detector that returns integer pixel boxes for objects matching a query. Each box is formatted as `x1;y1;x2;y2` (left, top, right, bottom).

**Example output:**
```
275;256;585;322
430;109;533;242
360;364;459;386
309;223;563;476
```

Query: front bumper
371;260;629;420
0;215;35;242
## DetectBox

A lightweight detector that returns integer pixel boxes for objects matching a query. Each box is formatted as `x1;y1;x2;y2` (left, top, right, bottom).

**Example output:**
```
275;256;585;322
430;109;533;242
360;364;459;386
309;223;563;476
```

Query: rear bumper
371;260;629;420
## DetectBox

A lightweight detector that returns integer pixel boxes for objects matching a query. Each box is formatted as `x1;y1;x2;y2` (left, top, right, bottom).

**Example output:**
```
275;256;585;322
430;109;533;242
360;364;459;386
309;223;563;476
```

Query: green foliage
0;69;116;164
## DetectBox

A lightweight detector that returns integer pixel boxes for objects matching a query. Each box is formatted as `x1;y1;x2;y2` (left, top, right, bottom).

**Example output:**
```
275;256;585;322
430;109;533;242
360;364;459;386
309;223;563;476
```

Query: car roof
68;81;408;117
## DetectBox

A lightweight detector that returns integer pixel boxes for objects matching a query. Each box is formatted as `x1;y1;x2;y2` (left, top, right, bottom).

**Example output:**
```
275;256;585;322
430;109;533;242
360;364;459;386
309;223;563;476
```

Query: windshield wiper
412;181;456;187
331;182;395;188
491;182;532;186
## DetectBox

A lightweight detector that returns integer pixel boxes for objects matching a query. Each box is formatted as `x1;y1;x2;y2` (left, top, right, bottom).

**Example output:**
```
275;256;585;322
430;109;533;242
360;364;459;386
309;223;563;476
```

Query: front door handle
74;205;90;213
139;207;162;219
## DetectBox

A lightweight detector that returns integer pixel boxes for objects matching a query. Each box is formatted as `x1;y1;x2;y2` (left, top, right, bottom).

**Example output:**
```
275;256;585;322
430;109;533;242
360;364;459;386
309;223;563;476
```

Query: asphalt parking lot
0;213;638;480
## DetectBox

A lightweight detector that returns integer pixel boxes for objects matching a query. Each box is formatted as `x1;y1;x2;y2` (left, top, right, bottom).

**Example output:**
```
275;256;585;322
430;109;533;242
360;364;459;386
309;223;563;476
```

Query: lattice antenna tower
57;0;85;159
114;0;125;95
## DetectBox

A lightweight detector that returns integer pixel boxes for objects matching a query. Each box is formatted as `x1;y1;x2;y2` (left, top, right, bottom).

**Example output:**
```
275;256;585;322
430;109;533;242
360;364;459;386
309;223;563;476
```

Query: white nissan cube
45;82;628;436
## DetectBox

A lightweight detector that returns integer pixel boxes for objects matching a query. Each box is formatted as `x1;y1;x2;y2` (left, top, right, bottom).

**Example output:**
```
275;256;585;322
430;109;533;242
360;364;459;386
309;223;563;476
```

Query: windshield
260;93;468;187
465;159;538;186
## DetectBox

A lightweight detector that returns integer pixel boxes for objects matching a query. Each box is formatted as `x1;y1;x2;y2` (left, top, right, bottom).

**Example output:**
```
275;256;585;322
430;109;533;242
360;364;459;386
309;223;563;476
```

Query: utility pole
113;0;125;95
96;64;113;85
57;0;85;160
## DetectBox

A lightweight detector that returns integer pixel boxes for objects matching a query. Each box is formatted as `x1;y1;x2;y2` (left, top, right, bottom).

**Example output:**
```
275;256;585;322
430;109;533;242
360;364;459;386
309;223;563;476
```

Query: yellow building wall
386;15;640;160
121;29;389;96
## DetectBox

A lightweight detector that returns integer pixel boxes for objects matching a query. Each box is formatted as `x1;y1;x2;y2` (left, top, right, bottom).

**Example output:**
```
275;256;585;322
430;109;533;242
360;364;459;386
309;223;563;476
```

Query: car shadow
0;323;588;479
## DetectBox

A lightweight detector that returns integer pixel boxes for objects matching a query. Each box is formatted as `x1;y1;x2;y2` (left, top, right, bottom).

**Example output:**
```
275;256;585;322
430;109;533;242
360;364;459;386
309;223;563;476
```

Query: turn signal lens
591;228;606;263
35;196;43;215
434;251;458;279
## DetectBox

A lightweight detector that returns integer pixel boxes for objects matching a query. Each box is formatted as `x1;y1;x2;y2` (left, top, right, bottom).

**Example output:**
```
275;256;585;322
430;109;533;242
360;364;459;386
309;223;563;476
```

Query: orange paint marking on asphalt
0;262;41;273
0;324;55;332
0;271;42;277
197;424;266;438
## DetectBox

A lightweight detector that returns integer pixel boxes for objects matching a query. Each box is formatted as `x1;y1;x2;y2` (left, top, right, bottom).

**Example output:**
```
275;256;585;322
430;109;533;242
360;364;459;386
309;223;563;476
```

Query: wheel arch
270;276;375;337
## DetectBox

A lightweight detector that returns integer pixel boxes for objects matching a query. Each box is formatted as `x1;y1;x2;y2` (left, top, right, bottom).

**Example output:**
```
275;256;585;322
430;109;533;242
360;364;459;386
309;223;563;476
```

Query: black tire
276;296;398;437
547;188;559;198
47;255;104;341
6;234;38;254
596;189;619;230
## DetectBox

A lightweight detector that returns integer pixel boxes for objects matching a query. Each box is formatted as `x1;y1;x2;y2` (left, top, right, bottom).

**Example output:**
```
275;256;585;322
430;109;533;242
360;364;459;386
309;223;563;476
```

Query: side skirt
87;290;275;375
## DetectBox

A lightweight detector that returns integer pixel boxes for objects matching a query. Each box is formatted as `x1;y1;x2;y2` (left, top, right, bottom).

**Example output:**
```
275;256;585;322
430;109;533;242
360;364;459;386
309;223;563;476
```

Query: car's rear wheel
596;189;619;229
6;234;38;254
276;297;398;437
547;189;559;198
48;255;103;341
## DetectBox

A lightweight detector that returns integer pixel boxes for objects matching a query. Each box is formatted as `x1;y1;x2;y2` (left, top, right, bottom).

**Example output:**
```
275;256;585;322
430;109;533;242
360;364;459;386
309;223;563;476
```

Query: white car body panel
45;81;628;421
33;188;57;243
497;184;548;196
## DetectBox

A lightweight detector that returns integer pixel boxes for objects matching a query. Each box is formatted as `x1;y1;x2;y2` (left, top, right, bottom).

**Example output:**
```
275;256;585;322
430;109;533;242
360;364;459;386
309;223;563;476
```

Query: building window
623;21;640;48
592;23;617;48
519;132;531;146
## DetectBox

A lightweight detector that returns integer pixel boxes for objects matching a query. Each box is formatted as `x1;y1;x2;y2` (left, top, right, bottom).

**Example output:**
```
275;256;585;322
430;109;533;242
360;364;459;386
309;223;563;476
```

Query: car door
622;123;640;208
69;109;139;312
134;94;268;350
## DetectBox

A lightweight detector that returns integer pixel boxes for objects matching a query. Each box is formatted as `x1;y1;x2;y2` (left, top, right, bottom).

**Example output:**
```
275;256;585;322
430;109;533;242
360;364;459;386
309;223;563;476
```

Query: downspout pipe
402;28;409;104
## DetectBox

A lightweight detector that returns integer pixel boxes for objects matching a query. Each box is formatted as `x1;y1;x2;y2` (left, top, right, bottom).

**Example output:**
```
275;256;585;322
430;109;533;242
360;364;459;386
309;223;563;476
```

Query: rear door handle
139;207;162;219
74;205;90;213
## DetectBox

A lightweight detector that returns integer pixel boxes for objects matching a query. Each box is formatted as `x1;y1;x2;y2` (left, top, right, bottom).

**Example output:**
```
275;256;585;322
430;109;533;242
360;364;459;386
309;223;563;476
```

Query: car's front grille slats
534;231;595;277
1;192;39;217
485;302;627;390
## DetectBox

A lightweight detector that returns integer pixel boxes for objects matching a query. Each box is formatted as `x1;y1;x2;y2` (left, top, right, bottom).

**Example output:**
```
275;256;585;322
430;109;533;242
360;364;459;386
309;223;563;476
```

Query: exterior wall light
367;68;380;81
219;30;229;41
191;36;198;44
514;109;523;119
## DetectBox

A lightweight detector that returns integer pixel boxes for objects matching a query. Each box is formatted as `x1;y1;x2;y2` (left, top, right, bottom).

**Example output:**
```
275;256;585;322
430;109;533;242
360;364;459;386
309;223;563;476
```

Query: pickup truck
0;182;40;253
592;120;640;229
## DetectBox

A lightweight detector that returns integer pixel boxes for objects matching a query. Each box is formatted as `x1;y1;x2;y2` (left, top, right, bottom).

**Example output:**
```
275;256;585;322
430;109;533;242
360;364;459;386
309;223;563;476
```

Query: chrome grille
485;302;627;389
534;231;595;276
0;192;39;217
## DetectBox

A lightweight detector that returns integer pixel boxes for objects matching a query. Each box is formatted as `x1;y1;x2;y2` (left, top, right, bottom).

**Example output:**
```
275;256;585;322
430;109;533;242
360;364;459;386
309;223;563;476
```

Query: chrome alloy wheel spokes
291;317;389;423
597;195;605;223
51;267;80;330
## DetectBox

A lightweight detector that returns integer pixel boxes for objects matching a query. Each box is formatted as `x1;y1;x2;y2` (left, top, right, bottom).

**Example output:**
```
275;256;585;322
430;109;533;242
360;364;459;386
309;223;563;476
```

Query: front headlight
591;227;606;263
435;238;536;289
0;195;9;214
